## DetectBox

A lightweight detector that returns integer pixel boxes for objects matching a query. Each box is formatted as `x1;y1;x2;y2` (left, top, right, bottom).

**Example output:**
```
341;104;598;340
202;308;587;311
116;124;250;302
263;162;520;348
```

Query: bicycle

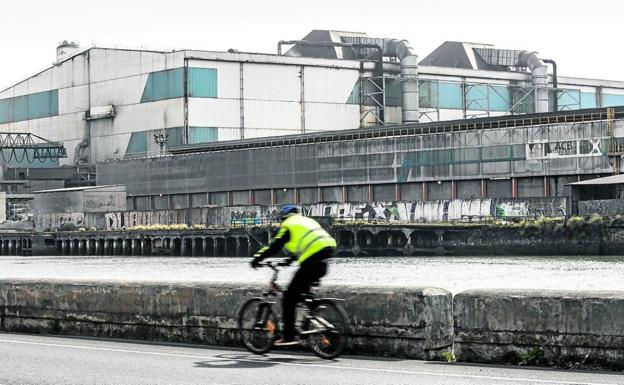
237;260;350;359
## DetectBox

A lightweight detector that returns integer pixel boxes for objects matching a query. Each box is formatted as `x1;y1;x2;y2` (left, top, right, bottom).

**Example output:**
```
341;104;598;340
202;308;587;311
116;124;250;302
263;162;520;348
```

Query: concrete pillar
236;238;242;257
0;239;4;255
368;185;373;203
131;239;137;256
422;182;428;201
544;176;550;197
395;183;400;201
68;240;73;255
16;239;22;255
248;190;254;205
317;187;322;203
481;179;487;198
141;239;148;256
512;178;518;198
181;238;187;256
451;181;457;200
86;239;91;255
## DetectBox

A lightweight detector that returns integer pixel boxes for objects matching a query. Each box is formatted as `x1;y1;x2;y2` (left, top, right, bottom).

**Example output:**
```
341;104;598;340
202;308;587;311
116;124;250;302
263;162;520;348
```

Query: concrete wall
578;199;624;217
31;197;569;231
33;186;126;231
3;279;624;368
0;279;453;359
96;198;566;230
454;290;624;369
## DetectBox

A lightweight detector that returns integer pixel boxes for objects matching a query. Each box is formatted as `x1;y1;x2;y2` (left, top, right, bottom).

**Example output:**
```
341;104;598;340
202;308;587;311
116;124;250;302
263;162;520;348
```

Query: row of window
0;90;58;125
350;78;624;113
140;67;217;103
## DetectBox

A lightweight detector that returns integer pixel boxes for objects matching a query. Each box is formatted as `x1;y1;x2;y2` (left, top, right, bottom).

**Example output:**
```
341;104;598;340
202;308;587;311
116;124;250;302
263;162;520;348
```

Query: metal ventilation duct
345;37;419;124
474;48;550;113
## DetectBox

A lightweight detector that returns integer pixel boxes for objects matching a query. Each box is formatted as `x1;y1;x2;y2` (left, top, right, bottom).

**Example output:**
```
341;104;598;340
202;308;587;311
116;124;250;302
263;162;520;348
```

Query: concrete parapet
0;279;453;360
453;289;624;369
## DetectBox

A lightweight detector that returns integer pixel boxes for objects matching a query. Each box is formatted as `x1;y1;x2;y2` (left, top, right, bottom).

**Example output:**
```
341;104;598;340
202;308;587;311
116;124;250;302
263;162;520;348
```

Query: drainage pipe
543;59;558;111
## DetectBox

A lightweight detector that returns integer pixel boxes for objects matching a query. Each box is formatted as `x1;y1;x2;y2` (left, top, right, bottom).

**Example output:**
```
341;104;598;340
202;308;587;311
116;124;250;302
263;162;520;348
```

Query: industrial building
2;31;624;217
2;31;624;167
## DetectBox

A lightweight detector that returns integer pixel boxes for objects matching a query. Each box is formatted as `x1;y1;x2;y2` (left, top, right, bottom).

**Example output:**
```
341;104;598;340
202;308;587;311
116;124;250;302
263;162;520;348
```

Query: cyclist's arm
253;227;291;262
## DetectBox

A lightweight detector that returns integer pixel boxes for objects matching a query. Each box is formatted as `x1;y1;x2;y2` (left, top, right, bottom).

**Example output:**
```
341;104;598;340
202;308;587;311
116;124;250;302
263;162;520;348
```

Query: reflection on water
1;255;623;293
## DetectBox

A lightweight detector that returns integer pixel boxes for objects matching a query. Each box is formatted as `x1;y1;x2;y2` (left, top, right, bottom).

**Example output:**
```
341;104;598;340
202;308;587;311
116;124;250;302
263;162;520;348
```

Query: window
188;127;218;144
187;68;217;98
0;90;59;124
125;132;148;155
140;68;185;103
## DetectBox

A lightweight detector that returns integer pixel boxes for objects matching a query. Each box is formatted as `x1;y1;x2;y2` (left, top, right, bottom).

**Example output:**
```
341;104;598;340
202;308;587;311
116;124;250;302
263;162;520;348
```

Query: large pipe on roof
518;51;549;113
383;39;419;124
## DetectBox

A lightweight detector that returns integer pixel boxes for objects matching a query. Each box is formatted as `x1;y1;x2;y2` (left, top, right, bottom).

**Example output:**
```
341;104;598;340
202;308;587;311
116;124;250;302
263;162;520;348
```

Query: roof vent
56;40;80;63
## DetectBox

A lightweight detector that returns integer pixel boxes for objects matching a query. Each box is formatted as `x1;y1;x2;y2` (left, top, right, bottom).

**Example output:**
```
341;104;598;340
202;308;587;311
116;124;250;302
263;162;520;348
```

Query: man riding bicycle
251;205;336;347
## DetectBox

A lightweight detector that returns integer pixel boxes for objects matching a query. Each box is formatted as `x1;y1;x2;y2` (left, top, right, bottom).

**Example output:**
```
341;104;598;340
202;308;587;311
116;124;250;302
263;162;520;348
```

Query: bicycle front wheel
307;299;350;359
238;298;277;354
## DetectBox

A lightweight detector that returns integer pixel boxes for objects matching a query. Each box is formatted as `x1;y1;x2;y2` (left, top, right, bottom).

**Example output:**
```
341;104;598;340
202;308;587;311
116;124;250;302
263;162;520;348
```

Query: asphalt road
0;332;622;385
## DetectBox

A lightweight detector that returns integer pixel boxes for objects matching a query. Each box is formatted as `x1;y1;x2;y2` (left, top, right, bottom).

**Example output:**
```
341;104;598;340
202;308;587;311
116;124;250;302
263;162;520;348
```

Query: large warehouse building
2;30;624;166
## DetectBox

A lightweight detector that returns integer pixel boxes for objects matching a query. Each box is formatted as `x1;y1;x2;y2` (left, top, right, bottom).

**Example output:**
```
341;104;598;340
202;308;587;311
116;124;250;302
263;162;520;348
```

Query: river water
1;255;623;293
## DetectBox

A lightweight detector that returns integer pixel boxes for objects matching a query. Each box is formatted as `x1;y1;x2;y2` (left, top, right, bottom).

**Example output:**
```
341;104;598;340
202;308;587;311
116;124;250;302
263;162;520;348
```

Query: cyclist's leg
281;259;328;340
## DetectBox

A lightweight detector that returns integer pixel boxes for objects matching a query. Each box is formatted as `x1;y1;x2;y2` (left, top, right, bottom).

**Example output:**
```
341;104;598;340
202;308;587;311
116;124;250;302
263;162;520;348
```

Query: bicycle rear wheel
307;299;349;359
238;298;277;354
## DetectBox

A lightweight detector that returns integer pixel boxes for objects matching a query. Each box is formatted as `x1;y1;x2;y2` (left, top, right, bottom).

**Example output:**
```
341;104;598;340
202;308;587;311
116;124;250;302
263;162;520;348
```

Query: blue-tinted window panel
346;80;359;104
418;80;438;108
13;95;29;122
465;84;488;111
0;98;13;123
489;86;511;112
438;82;462;109
580;92;596;109
188;127;218;144
140;68;185;103
126;132;148;155
2;149;59;168
0;90;59;124
602;93;624;107
165;127;184;147
554;89;580;111
188;68;217;98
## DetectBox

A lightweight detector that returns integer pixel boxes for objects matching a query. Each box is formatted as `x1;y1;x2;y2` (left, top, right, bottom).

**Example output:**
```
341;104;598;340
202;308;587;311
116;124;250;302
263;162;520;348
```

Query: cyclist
251;204;336;346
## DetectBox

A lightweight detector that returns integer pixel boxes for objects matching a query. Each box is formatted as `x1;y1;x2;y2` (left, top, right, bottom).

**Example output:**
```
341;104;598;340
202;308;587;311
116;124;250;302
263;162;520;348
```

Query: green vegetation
439;351;456;362
519;347;546;366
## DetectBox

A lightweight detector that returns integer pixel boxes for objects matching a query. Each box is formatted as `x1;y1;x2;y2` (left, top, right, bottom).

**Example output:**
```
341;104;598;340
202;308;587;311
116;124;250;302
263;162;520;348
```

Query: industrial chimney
56;40;80;63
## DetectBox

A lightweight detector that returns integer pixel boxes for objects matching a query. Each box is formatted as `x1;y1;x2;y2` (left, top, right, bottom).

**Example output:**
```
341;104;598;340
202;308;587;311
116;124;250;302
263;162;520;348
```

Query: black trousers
281;248;332;340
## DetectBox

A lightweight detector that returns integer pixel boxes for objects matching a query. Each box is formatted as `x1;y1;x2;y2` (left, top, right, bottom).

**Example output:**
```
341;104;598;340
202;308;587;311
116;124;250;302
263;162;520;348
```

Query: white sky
1;0;622;89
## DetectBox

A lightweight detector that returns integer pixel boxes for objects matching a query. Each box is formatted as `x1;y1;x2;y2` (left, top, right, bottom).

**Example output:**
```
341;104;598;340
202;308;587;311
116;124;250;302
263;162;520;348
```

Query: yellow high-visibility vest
278;214;336;264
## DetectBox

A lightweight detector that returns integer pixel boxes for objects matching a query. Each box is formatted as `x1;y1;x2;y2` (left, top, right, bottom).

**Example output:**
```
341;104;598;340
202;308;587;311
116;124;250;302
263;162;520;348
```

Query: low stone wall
0;279;453;360
453;290;624;369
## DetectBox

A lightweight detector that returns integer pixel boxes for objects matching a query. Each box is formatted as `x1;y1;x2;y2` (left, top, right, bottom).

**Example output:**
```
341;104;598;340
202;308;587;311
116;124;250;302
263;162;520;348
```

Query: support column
342;186;347;202
181;238;187;257
94;239;100;255
68;240;73;256
293;188;299;205
317;187;322;203
131;239;137;256
395;183;400;201
368;184;373;203
544;176;550;197
422;182;428;201
481;179;487;198
451;180;457;200
512;178;518;198
0;239;4;255
141;239;148;256
16;239;22;255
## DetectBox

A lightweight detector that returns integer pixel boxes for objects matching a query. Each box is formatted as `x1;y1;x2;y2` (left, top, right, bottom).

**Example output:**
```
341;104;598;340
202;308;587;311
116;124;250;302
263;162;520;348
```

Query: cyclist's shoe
273;337;299;347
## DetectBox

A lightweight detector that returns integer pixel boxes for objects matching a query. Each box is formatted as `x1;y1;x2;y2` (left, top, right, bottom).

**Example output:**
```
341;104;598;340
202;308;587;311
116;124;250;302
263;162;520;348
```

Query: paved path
0;332;622;385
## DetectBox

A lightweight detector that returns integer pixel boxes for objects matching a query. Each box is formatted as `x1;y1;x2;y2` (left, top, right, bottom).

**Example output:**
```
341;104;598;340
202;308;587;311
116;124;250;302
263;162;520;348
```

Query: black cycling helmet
279;205;299;221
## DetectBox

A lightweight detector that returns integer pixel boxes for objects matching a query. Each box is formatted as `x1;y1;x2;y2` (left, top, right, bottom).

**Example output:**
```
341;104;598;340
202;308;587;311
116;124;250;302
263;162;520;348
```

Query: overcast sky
1;0;622;89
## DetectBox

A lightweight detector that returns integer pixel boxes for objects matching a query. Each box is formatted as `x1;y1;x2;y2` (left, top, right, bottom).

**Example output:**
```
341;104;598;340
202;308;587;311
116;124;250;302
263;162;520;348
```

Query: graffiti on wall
36;212;85;231
46;197;568;231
